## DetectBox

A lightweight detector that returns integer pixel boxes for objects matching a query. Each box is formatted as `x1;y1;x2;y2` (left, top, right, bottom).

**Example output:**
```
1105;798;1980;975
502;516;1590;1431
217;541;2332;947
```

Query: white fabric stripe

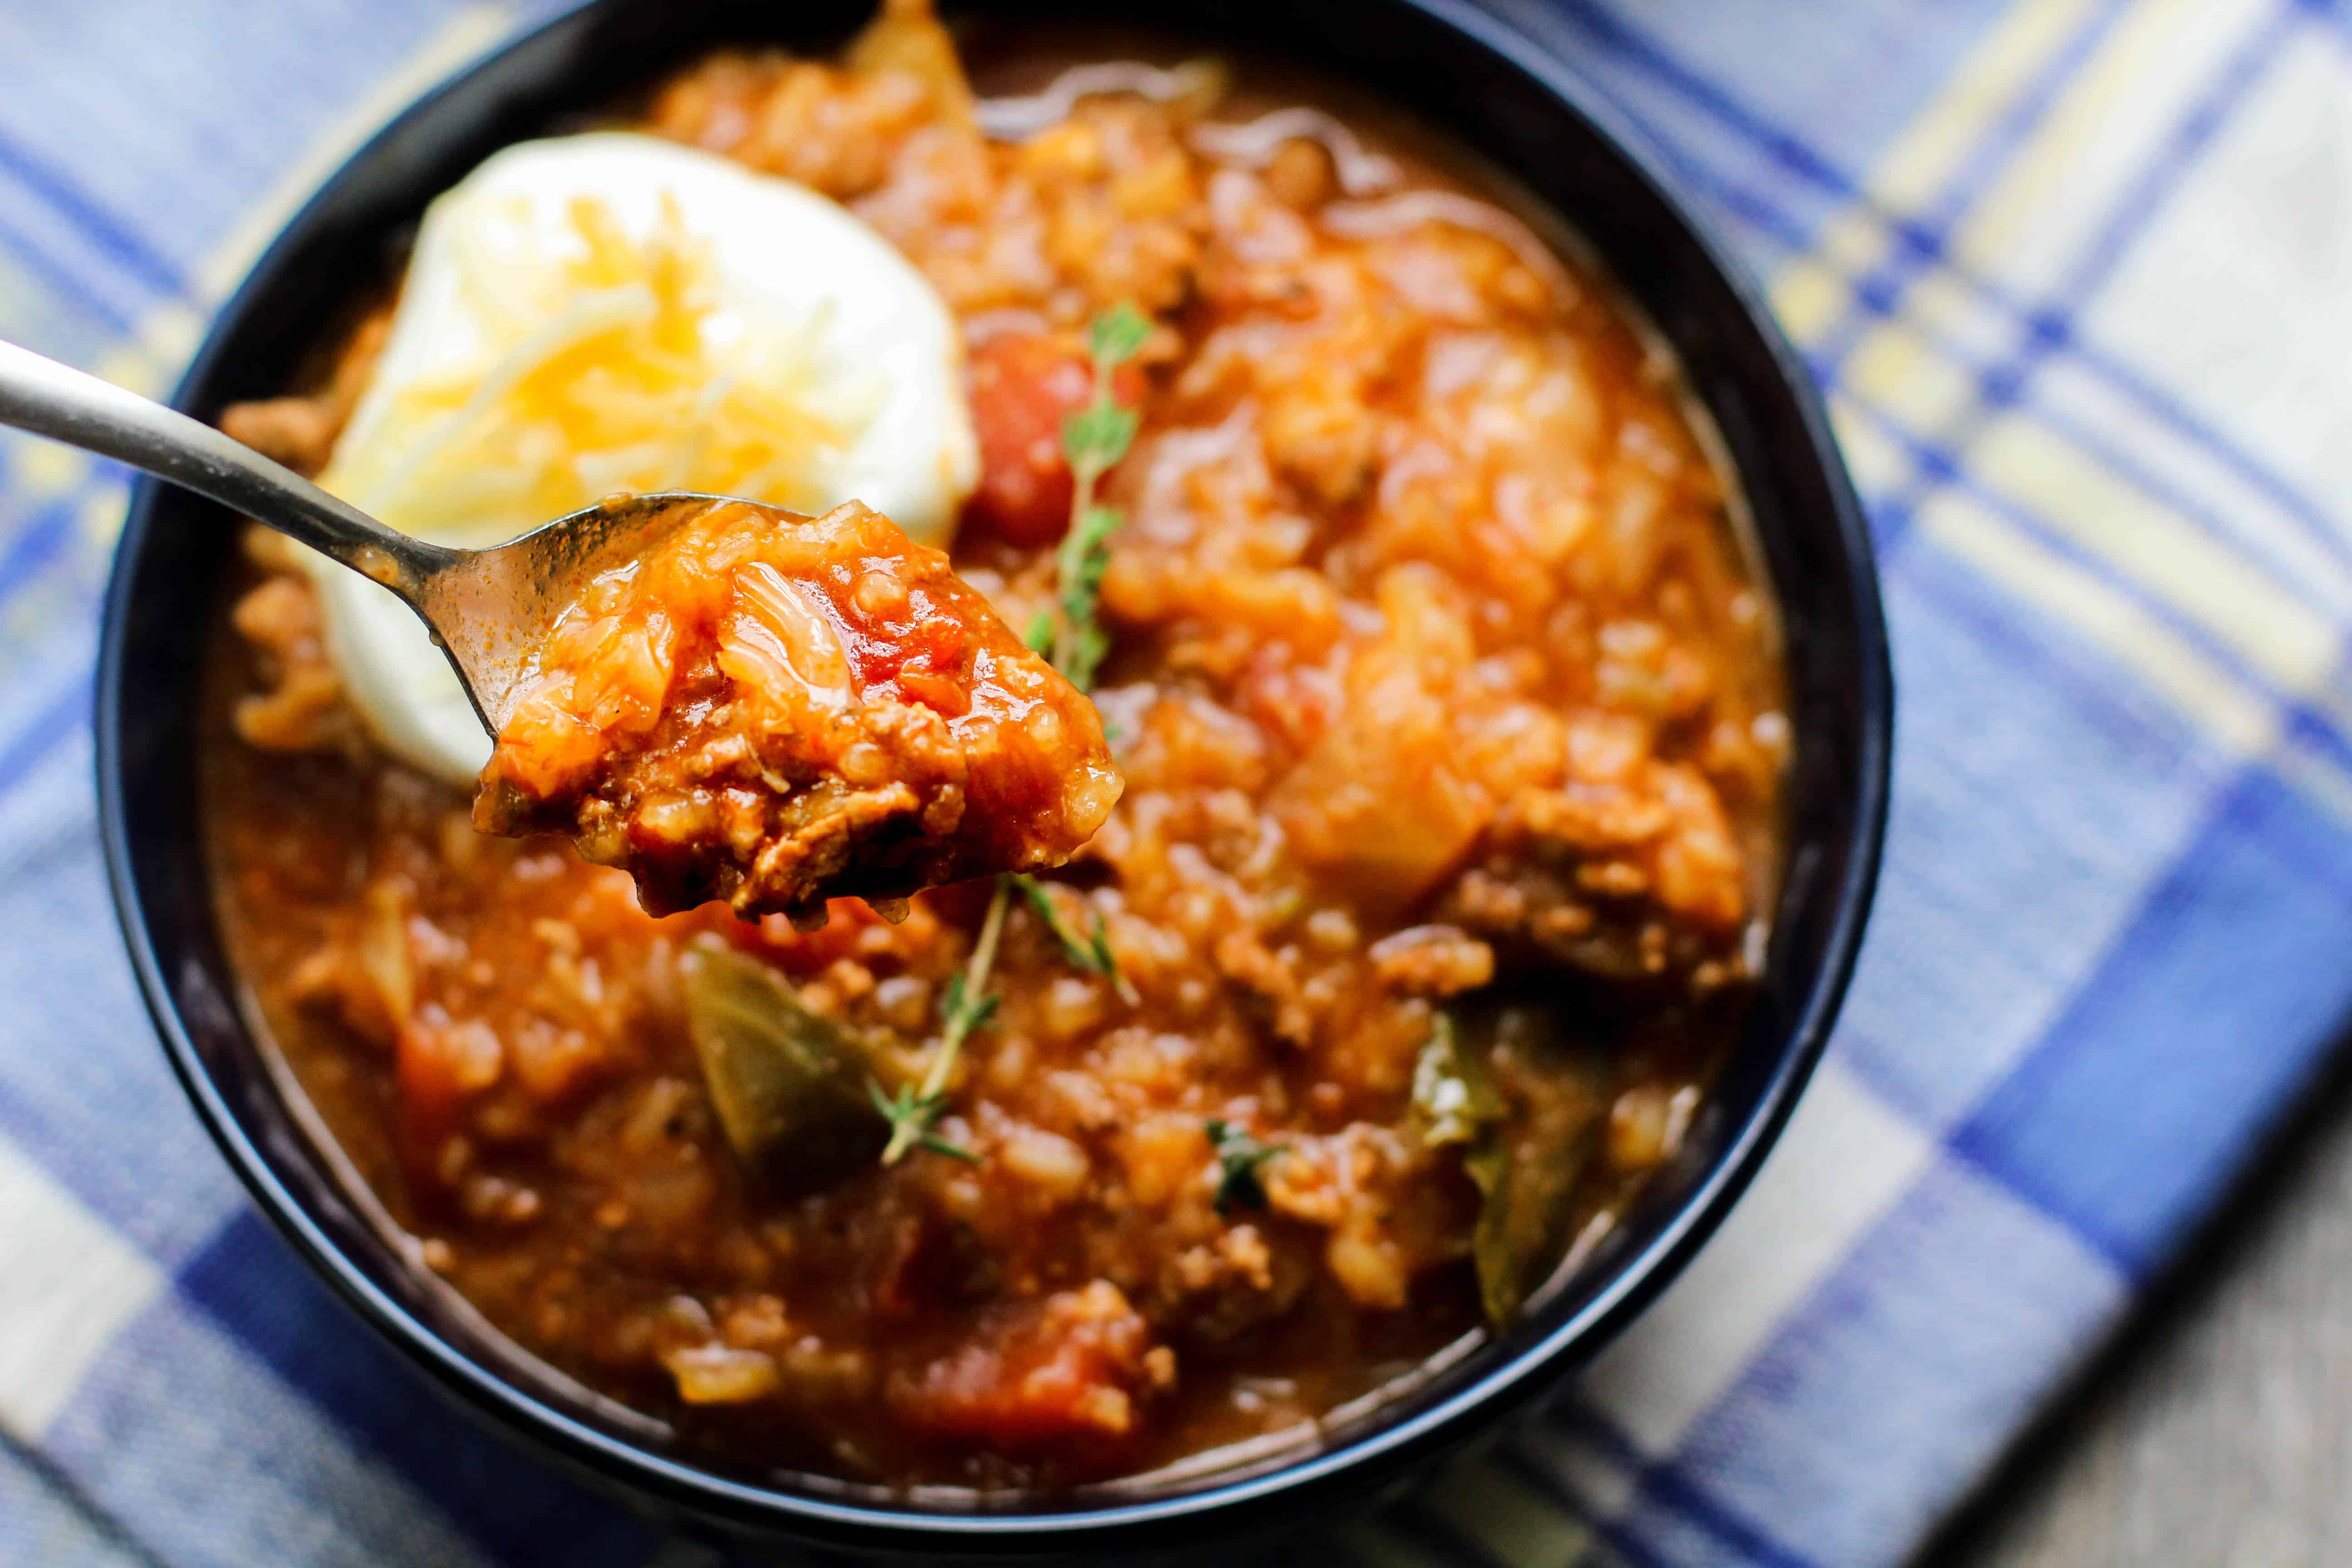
1341;1518;1458;1568
0;1132;165;1441
1581;1057;1937;1456
1416;1455;1594;1567
193;5;517;306
1513;1416;1639;1524
45;1294;497;1568
2075;24;2352;593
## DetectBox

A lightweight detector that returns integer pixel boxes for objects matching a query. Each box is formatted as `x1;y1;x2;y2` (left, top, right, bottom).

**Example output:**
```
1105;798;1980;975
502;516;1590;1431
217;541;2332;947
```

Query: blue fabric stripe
1599;104;2352;636
1847;392;2352;758
0;124;189;299
0;495;84;602
2048;0;2293;329
0;1435;158;1568
1879;0;2305;534
1808;0;2136;377
0;676;89;797
1557;0;1873;235
0;202;139;335
2057;329;2350;561
1827;538;2235;1131
174;1211;660;1568
1545;1406;1819;1568
1951;763;2352;1274
1555;0;2347;570
1489;1443;1678;1568
1661;1160;2125;1567
0;833;250;1269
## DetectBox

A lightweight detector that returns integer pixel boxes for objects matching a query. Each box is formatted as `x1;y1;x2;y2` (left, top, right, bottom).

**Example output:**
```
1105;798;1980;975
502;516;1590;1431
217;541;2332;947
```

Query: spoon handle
0;338;453;589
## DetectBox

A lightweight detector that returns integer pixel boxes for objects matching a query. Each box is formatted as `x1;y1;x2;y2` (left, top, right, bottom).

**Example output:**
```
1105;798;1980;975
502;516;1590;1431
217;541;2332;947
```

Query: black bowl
98;0;1891;1558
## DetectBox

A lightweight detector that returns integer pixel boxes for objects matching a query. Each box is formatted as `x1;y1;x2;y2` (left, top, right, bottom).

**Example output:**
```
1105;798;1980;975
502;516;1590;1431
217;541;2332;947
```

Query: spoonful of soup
0;339;1120;920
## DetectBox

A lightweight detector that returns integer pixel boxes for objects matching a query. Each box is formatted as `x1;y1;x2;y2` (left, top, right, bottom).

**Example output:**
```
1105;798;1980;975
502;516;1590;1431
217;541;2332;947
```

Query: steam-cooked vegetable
1447;1005;1608;1328
1410;1011;1502;1148
679;937;884;1192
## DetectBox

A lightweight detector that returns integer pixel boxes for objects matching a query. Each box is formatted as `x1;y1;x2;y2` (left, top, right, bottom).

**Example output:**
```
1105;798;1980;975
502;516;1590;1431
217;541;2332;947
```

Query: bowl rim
96;0;1891;1548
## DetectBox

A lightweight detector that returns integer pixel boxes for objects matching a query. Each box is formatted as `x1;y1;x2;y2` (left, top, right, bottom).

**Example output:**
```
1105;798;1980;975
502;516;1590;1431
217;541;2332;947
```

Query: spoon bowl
395;489;724;735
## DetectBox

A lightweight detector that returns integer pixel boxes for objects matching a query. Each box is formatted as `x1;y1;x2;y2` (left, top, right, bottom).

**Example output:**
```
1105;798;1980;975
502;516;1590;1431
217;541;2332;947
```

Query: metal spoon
0;337;700;740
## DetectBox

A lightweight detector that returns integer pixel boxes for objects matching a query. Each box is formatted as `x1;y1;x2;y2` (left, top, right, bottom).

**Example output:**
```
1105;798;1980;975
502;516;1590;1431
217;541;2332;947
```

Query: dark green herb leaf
920;1133;984;1163
679;937;884;1193
1205;1118;1283;1217
1010;874;1139;1004
882;878;1012;1166
1050;503;1123;691
938;970;1001;1047
1458;1006;1607;1329
1040;309;1147;691
867;1078;976;1165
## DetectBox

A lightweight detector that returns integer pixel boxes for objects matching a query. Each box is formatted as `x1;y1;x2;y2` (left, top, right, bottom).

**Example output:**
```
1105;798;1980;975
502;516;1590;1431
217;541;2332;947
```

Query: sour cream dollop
309;132;979;786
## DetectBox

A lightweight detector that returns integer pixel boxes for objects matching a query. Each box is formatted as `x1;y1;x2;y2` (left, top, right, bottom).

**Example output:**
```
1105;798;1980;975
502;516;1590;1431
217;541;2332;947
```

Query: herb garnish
1205;1119;1284;1216
884;306;1151;1166
1026;302;1149;692
874;878;1010;1165
1010;872;1140;1005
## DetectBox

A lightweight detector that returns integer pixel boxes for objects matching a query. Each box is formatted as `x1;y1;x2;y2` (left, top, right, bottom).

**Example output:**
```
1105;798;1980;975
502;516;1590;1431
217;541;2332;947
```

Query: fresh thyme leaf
1050;502;1123;690
920;1133;983;1163
1059;505;1122;596
868;1078;939;1154
1039;308;1147;691
1058;625;1107;693
1061;401;1139;479
881;879;1010;1165
1087;300;1152;370
938;970;1000;1050
1083;911;1138;1004
1011;874;1140;1004
1205;1118;1283;1217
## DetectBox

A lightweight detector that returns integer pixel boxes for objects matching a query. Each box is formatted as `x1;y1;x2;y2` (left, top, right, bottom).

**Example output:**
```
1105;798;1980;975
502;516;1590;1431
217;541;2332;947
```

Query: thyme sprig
875;877;1010;1164
887;307;1151;1167
1010;873;1139;1005
1027;302;1149;691
1205;1119;1284;1217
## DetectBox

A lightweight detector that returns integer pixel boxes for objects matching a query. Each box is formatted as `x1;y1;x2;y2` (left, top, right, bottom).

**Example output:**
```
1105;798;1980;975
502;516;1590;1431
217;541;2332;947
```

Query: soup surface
208;3;1786;1492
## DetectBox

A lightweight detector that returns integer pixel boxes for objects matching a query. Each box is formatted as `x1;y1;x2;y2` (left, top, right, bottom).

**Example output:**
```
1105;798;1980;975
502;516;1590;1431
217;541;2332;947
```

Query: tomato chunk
891;1281;1166;1450
964;334;1093;547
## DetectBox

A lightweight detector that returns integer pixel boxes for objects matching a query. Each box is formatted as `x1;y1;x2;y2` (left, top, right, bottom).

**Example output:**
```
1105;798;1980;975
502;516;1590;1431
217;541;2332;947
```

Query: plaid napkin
4;0;2346;1563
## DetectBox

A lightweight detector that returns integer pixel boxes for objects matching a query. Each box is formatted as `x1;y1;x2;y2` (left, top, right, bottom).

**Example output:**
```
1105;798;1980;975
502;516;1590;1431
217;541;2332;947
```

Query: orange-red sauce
207;4;1784;1494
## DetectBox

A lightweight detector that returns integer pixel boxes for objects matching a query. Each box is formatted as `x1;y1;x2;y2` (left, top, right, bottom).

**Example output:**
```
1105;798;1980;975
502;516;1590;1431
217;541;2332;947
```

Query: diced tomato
395;1015;503;1191
963;334;1144;548
965;335;1092;547
891;1282;1159;1450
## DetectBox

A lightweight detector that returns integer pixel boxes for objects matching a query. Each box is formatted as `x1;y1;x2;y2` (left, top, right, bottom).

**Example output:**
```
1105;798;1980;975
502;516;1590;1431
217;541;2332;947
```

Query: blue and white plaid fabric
3;1;2347;1563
